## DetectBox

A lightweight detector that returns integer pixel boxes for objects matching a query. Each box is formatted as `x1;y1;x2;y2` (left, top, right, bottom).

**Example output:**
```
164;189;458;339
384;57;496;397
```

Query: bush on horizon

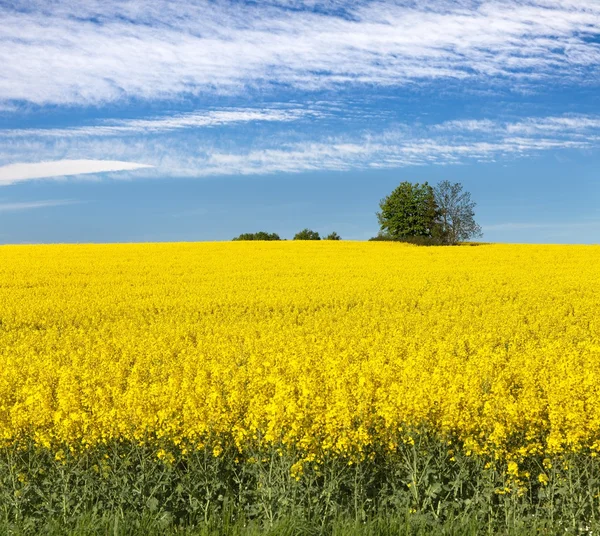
232;232;281;241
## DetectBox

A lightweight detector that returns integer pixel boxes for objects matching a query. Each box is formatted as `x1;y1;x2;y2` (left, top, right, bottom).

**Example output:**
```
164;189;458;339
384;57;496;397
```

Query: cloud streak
1;0;599;106
0;107;323;138
196;136;592;176
0;199;79;212
0;160;153;185
436;115;600;136
1;112;598;183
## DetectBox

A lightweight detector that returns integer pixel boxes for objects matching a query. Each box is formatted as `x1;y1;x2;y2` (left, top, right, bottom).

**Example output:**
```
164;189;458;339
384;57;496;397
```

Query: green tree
232;232;281;241
433;181;482;244
293;229;321;240
377;182;438;239
325;232;341;240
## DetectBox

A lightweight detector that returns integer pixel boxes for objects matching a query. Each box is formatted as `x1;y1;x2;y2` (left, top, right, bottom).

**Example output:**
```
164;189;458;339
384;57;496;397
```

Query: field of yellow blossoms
1;241;600;476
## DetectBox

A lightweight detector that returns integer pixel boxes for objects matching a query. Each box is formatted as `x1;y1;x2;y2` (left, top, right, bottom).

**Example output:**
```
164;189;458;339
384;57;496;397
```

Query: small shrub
368;233;443;246
293;229;321;240
232;232;281;241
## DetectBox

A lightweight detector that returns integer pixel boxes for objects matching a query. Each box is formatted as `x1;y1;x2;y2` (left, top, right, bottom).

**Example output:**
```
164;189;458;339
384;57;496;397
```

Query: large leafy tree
377;181;438;239
433;181;482;244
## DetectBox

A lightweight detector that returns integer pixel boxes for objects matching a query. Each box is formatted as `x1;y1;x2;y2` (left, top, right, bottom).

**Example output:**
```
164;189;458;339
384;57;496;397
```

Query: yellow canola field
1;242;600;465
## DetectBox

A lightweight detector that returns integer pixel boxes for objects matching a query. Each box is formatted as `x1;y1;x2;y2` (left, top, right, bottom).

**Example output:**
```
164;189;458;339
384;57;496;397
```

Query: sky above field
0;0;599;244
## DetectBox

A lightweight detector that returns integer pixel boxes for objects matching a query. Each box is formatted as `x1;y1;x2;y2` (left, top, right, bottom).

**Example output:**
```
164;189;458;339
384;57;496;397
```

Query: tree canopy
377;180;482;244
377;182;438;239
433;181;482;245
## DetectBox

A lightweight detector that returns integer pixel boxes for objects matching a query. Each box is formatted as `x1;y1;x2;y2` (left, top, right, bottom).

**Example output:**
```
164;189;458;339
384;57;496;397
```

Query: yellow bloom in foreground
0;242;598;475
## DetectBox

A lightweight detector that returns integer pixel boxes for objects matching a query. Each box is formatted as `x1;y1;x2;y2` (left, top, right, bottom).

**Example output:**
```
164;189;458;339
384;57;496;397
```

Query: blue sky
0;0;599;243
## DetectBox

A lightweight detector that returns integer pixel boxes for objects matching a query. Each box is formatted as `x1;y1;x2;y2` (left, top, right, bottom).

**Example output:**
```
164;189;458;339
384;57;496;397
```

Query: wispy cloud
0;160;153;185
0;199;79;212
433;119;499;133
1;0;599;106
506;116;600;136
196;135;592;176
1;112;598;183
0;107;323;138
0;103;18;113
434;115;600;135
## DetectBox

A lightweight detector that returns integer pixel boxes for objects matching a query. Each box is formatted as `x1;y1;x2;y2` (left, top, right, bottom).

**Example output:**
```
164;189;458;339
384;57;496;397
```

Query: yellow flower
290;461;304;480
0;242;598;481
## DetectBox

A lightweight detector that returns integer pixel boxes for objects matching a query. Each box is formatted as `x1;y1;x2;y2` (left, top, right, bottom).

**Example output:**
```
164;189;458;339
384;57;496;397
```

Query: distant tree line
232;230;341;241
232;232;282;241
232;180;481;245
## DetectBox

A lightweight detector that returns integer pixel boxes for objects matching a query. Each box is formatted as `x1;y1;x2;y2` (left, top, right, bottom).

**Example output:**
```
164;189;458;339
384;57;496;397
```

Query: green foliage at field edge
2;436;600;535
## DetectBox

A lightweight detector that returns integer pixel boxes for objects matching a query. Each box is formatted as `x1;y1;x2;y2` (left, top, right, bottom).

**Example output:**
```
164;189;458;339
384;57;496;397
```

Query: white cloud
0;199;79;212
1;0;599;105
0;103;18;113
195;135;591;176
434;115;600;136
0;160;153;185
0;107;321;138
0;113;598;182
433;119;499;133
506;116;600;135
